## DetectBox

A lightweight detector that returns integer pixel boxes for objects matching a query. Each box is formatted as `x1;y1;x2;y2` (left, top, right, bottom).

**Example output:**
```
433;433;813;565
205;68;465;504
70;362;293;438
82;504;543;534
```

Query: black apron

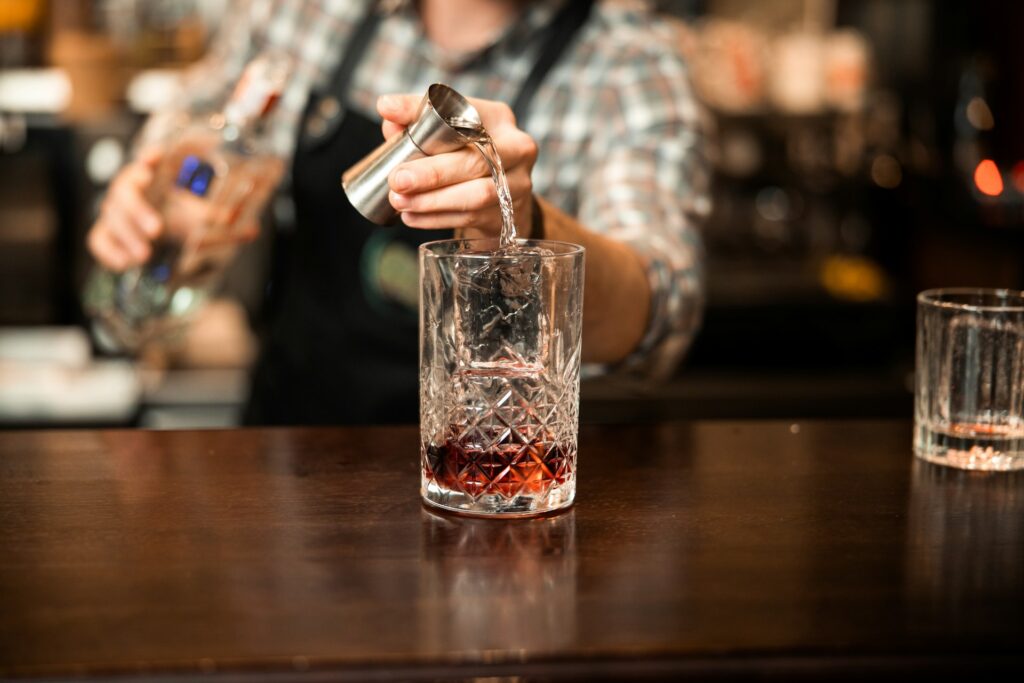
244;0;594;425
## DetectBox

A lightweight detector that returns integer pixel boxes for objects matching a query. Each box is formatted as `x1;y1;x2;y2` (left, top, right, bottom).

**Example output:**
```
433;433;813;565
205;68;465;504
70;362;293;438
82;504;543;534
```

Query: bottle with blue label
84;52;289;353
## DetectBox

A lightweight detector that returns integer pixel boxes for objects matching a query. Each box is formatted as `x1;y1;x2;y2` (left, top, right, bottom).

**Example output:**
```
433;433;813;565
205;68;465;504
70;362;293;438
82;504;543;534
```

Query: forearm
534;196;650;364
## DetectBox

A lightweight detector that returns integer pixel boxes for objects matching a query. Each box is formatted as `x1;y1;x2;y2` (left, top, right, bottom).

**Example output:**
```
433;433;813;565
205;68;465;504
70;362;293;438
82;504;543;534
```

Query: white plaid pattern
179;0;709;377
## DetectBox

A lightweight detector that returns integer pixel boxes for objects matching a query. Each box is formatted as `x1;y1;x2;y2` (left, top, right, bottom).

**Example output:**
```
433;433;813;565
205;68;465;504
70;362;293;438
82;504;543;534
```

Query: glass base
421;479;575;518
915;422;1024;471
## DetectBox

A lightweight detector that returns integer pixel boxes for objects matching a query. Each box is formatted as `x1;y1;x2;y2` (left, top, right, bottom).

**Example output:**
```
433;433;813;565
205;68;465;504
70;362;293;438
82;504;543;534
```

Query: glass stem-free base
915;421;1024;471
422;480;575;518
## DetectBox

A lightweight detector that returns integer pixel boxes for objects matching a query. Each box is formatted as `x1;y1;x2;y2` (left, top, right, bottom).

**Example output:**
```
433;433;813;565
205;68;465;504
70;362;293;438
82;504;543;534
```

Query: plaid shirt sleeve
177;0;268;111
161;0;365;160
577;16;710;379
133;0;264;150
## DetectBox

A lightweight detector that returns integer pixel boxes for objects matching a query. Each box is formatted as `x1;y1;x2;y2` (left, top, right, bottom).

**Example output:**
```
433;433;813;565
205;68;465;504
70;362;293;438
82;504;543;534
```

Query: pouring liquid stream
448;117;519;252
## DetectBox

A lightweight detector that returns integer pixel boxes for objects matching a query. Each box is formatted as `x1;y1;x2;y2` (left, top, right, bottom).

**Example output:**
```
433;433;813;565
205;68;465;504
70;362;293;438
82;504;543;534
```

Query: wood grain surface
1;421;1022;680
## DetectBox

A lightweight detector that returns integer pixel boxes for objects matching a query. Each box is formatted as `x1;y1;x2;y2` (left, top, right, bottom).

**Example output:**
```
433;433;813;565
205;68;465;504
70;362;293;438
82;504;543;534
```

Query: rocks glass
914;288;1024;471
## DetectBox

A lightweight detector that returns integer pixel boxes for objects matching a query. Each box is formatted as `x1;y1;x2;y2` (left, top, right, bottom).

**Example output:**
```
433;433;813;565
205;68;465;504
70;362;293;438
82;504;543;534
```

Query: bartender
86;0;708;425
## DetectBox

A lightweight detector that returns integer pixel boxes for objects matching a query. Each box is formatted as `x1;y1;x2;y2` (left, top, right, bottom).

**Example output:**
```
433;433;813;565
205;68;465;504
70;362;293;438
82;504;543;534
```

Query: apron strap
300;2;383;149
511;0;596;122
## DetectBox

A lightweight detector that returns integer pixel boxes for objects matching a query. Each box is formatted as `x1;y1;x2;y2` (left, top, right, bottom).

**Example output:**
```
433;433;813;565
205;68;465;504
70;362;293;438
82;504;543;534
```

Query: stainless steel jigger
342;83;483;225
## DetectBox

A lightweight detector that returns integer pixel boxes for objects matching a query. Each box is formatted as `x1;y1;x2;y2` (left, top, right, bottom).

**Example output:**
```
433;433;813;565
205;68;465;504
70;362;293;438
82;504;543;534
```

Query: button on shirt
176;0;710;377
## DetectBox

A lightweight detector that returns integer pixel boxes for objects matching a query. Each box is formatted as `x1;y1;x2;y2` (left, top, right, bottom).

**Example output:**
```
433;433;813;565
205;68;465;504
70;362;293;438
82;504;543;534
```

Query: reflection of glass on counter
905;459;1024;624
418;510;577;653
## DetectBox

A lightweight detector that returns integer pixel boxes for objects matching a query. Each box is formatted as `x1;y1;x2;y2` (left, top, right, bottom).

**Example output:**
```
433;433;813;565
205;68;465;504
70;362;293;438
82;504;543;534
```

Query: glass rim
918;287;1024;312
419;237;585;260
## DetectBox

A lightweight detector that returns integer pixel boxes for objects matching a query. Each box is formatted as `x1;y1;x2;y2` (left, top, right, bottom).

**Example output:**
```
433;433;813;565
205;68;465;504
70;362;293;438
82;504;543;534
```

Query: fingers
377;94;421;126
401;206;502;231
110;164;162;237
391;177;495;214
86;156;164;271
87;225;133;271
97;202;153;263
389;148;490;194
390;175;535;215
381;120;404;141
396;173;533;236
235;221;260;243
388;128;535;194
135;145;163;169
378;94;415;141
195;220;260;249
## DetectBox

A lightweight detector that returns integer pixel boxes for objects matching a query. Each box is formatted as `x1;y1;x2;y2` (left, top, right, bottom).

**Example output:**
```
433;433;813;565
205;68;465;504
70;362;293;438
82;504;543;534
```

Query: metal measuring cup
342;83;483;225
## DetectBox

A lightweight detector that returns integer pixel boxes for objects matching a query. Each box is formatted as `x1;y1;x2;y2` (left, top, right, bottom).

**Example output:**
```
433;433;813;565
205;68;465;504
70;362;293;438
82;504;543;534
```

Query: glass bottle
84;51;289;352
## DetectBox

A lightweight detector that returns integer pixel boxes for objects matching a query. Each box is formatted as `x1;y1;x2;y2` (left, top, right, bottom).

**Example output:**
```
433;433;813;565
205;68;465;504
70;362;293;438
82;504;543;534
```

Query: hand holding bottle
83;50;289;351
86;141;267;273
87;147;164;272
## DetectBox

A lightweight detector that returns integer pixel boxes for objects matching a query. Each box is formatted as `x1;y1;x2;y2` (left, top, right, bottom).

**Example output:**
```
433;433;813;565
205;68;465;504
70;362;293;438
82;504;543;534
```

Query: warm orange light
1012;161;1024;193
974;159;1004;196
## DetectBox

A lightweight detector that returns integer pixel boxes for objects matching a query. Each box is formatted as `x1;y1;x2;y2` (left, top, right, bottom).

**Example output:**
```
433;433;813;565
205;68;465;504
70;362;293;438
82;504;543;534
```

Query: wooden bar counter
2;421;1023;680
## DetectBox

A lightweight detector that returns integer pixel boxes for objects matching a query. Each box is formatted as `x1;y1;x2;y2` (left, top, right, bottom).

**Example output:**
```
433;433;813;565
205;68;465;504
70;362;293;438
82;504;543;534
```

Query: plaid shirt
180;0;709;377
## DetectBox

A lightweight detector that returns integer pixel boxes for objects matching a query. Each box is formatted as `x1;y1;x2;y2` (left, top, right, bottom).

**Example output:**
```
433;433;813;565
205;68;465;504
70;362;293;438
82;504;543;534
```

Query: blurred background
1;0;1022;428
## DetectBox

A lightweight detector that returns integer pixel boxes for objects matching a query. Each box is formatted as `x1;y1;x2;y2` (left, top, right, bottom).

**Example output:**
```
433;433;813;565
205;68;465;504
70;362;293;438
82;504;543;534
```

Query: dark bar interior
1;1;1023;680
2;1;1022;426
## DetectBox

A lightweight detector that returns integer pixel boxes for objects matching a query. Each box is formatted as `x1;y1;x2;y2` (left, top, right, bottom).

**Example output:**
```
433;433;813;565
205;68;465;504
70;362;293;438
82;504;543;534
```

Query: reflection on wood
1;422;1023;679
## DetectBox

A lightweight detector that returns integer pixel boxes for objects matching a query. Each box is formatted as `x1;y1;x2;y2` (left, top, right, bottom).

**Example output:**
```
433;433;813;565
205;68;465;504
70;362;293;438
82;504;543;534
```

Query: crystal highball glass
419;238;585;516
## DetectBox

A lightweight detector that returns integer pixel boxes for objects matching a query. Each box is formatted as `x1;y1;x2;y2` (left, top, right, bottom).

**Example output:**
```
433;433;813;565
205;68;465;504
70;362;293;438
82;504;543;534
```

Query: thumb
381;120;405;141
377;93;420;126
135;144;164;168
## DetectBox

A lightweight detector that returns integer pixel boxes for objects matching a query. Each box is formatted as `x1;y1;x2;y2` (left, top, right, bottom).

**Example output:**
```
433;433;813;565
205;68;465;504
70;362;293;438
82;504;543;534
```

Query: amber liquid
916;419;1024;471
425;427;573;500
